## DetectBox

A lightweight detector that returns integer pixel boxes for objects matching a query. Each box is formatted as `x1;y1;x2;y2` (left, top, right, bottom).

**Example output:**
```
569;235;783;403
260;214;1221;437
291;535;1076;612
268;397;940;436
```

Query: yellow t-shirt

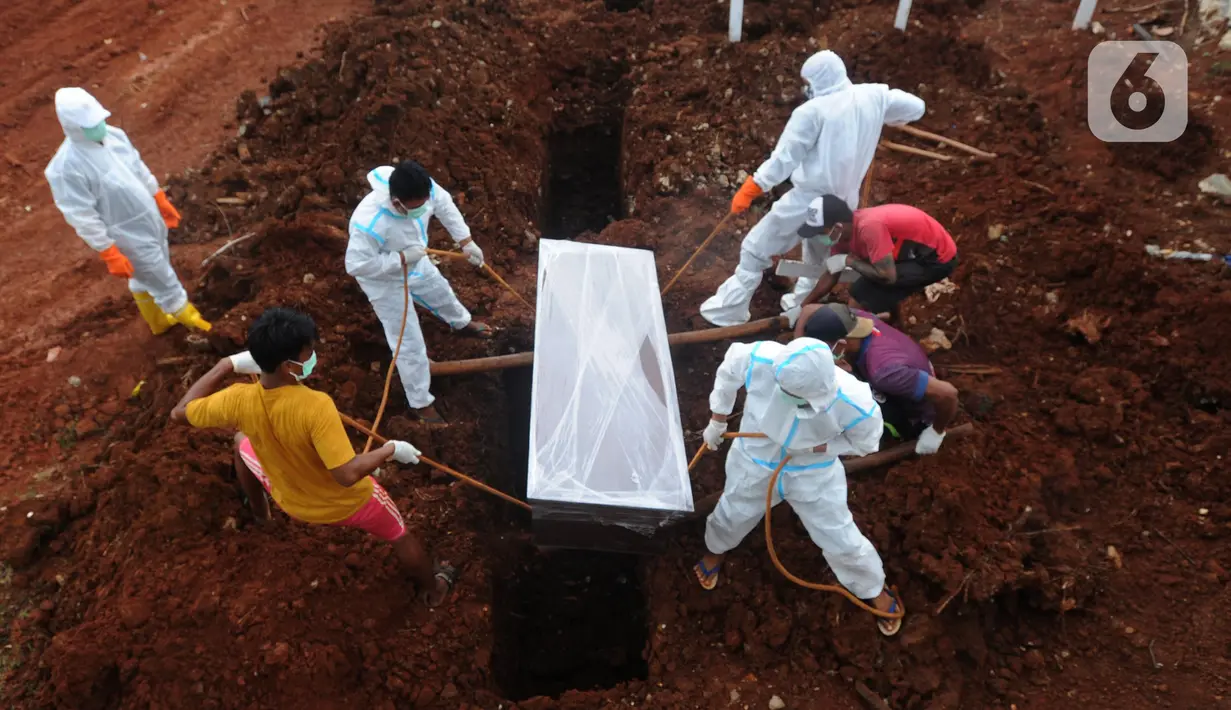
186;383;373;524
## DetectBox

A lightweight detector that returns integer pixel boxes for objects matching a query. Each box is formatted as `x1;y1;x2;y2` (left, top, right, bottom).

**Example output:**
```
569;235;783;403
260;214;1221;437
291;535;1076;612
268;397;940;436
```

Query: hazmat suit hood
800;50;853;99
55;88;111;143
772;337;838;418
367;166;395;195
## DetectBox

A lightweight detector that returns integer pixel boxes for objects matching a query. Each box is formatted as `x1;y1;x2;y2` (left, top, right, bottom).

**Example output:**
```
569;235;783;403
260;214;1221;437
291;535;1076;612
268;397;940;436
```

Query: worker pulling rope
689;436;904;622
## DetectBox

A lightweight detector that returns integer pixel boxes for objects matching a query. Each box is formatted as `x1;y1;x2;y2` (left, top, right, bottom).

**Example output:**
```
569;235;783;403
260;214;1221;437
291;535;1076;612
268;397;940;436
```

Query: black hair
388;160;432;201
247;307;318;373
818;194;854;227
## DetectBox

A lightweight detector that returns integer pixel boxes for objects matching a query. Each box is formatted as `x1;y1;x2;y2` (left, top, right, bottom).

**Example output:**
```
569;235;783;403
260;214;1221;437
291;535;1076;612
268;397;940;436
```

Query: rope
689;433;904;620
363;257;410;454
425;248;534;311
687;431;767;472
339;412;531;511
660;212;735;297
764;456;904;620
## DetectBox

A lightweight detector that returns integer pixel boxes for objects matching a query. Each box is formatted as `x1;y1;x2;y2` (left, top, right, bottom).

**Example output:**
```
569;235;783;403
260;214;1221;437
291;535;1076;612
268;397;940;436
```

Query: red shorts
238;437;407;541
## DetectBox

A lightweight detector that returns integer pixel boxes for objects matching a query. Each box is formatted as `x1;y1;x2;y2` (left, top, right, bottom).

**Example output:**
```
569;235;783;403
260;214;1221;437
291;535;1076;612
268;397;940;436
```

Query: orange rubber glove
100;245;134;279
154;190;181;229
730;177;764;214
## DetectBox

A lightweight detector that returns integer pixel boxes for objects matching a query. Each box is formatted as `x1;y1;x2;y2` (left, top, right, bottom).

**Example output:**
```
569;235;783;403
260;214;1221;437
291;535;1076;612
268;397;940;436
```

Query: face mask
394;199;429;218
290;351;317;382
801;84;814;100
82;121;108;142
779;388;810;408
832;341;846;363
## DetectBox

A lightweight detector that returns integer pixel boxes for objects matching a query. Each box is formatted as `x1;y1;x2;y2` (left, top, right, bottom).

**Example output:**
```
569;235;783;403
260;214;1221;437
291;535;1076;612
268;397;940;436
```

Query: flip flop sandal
876;588;905;637
693;559;722;591
421;563;457;608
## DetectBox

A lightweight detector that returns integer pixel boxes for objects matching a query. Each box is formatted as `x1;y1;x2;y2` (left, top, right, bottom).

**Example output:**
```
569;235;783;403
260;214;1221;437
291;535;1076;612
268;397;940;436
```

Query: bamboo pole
428;316;789;376
889;125;997;159
879;140;953;162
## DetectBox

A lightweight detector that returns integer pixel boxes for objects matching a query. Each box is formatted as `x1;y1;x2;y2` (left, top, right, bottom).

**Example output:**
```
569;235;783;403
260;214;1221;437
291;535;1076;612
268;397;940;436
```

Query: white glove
784;305;802;328
825;254;850;274
400;245;426;268
915;426;946;455
702;419;728;451
389;440;421;465
461;240;485;267
228;351;263;375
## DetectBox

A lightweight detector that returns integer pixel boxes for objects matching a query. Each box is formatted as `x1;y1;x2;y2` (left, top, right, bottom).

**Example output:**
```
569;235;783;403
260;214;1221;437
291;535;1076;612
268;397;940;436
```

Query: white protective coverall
346;166;474;408
45;88;189;314
700;51;926;326
705;338;887;599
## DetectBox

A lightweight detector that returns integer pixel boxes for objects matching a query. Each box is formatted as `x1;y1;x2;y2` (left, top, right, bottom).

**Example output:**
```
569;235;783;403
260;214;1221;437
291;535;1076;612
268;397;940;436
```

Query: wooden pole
675;423;974;525
879;140;953;162
860;160;876;206
889;125;997;159
428;316;789;376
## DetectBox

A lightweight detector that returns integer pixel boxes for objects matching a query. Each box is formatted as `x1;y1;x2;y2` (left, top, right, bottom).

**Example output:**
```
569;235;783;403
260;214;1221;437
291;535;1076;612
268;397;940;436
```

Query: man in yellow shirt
170;307;454;606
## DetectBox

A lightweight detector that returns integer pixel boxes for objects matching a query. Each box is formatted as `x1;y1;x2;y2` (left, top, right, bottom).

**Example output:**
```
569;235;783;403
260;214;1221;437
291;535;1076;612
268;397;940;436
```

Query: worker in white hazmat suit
346;161;491;426
44;87;211;334
700;51;925;327
692;337;903;636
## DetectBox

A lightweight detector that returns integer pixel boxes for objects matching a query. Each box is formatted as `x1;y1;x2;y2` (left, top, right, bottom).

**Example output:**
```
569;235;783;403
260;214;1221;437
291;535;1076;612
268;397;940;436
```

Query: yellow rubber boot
133;292;178;335
173;302;212;332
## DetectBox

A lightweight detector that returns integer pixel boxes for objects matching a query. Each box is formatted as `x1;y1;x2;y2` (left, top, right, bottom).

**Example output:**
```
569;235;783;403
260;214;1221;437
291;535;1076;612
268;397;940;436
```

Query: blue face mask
82;121;108;142
290;351;317;382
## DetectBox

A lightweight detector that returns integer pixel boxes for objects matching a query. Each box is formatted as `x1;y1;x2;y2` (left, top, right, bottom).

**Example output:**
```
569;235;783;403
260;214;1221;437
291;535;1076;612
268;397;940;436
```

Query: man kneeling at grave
796;303;958;454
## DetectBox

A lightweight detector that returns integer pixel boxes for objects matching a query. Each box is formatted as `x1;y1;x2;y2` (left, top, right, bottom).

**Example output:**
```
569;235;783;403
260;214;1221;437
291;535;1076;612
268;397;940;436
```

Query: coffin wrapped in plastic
528;239;693;551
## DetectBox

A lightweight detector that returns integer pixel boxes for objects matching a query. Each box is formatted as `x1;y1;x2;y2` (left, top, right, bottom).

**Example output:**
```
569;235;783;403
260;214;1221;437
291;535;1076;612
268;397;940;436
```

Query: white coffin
528;239;693;535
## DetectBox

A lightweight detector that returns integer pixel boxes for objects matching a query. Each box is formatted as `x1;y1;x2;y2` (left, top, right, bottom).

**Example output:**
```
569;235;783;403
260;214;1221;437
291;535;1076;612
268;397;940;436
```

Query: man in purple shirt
795;303;958;454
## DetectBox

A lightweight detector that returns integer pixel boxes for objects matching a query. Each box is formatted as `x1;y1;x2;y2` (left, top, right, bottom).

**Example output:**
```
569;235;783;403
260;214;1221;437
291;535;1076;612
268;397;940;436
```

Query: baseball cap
802;303;875;343
804;194;854;228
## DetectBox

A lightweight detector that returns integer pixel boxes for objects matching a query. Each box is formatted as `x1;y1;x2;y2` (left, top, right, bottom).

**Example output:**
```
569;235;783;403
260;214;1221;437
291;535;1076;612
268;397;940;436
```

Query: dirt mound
4;0;1231;708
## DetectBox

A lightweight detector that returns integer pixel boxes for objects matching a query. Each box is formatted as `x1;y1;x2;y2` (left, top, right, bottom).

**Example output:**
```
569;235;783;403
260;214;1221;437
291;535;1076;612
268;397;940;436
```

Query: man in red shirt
797;197;958;321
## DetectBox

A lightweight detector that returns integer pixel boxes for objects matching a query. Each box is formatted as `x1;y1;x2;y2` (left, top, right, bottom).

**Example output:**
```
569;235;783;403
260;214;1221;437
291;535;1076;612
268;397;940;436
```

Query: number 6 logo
1088;41;1188;143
